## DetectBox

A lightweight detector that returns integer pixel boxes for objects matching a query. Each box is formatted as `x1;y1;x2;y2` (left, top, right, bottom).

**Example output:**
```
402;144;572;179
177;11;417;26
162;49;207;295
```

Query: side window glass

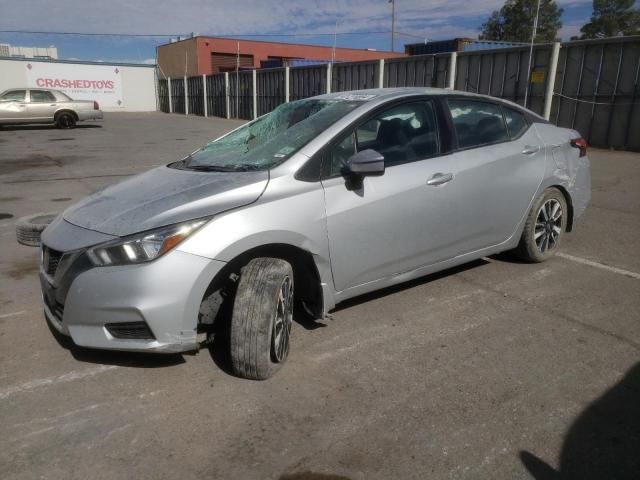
0;90;26;102
448;99;509;149
503;107;528;139
30;90;56;103
356;101;439;166
327;133;356;178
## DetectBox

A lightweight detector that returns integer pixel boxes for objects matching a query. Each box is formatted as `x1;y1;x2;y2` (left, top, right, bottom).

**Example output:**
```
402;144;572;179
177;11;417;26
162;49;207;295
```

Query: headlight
87;219;208;267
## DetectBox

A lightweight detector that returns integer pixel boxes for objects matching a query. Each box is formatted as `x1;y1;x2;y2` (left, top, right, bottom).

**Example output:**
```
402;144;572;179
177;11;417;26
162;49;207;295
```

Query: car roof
315;87;545;120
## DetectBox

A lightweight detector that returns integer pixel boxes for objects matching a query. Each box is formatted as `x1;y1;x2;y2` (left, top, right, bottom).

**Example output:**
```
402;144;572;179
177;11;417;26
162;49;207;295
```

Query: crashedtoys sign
25;62;123;108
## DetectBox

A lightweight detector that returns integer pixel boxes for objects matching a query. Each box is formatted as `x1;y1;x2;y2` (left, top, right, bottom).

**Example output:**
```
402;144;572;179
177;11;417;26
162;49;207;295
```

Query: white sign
25;62;124;108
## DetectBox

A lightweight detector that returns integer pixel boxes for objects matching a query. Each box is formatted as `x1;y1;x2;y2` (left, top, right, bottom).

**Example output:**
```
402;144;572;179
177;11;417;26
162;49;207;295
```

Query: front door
0;90;28;122
321;100;463;292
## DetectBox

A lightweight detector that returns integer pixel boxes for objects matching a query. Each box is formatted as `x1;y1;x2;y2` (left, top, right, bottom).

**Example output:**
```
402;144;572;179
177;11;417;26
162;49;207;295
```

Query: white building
0;43;58;59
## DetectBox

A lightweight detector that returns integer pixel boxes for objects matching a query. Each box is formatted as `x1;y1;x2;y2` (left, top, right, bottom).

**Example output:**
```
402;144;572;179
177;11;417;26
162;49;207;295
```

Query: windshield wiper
187;164;263;172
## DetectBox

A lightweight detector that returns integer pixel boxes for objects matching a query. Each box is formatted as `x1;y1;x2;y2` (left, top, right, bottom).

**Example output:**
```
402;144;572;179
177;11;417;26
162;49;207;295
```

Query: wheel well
55;109;78;121
551;185;574;232
199;244;324;328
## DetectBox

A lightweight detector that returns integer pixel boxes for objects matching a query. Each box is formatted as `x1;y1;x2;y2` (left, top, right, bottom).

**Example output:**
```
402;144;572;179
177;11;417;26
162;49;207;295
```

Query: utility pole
390;0;396;52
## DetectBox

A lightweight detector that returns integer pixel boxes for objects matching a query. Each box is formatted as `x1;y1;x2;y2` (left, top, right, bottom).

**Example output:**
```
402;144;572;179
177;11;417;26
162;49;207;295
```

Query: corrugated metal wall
331;61;379;92
206;74;227;118
187;76;204;116
257;68;285;116
159;36;640;151
384;55;449;88
552;37;640;151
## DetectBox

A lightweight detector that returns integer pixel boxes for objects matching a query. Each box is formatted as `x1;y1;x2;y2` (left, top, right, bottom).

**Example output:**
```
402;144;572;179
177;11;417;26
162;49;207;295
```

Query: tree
480;0;563;43
579;0;640;38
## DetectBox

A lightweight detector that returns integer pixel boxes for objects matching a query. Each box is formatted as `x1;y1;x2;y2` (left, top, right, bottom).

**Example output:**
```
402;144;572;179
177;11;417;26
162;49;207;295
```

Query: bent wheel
230;257;294;380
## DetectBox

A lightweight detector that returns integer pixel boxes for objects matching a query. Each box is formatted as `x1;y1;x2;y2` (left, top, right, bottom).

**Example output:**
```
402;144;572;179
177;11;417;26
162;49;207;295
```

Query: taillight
570;137;587;157
93;101;99;110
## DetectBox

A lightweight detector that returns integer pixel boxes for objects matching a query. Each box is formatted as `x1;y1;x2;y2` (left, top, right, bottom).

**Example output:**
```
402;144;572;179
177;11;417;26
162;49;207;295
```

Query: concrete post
543;42;561;120
326;63;332;94
184;76;188;115
225;72;230;119
378;59;385;88
252;69;258;120
285;66;290;103
202;74;208;117
168;77;173;113
448;52;457;90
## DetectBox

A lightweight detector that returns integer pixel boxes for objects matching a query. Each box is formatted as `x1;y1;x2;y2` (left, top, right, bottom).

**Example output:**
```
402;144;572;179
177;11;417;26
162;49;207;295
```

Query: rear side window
30;90;56;103
448;99;509;149
0;90;26;102
503;107;529;139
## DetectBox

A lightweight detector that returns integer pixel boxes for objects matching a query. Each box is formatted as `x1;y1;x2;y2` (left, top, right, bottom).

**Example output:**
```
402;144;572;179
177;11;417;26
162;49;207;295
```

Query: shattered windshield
171;98;363;172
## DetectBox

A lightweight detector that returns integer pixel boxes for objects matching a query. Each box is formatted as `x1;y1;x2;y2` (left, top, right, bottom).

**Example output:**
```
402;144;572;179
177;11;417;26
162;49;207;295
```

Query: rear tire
56;112;76;129
515;188;568;262
230;257;294;380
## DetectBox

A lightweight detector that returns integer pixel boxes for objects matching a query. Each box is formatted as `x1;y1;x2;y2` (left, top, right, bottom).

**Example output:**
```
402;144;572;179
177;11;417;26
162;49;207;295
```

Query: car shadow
0;124;102;131
46;315;185;368
520;361;640;479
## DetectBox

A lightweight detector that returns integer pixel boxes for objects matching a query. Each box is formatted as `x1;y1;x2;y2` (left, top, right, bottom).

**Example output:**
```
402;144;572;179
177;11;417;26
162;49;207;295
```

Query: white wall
0;58;157;112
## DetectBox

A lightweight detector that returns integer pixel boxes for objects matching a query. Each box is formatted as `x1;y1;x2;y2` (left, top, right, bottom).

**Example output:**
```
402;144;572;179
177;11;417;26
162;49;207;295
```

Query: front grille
105;322;156;340
43;246;64;277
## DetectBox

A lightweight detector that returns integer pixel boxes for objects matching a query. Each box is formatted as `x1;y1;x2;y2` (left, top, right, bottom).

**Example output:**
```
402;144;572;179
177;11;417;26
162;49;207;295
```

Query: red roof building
157;36;405;78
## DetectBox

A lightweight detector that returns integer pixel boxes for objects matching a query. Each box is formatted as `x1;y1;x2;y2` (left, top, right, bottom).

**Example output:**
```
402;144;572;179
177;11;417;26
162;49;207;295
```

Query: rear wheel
230;257;294;380
515;187;567;262
56;112;76;129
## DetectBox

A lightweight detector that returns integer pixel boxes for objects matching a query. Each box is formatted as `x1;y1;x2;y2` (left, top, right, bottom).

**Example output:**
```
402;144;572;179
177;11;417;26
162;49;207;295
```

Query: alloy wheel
272;276;293;363
535;199;563;253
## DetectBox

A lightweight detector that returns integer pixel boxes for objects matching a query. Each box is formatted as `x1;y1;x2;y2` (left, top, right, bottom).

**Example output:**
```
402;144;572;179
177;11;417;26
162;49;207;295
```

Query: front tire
230;257;294;380
515;187;568;262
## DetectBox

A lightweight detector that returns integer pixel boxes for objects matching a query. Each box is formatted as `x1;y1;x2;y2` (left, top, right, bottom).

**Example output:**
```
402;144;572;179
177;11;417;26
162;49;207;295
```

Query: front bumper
40;248;225;353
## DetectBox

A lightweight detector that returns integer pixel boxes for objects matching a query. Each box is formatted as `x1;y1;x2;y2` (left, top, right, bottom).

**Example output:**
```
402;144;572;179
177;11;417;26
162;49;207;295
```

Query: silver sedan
0;88;103;128
40;88;590;379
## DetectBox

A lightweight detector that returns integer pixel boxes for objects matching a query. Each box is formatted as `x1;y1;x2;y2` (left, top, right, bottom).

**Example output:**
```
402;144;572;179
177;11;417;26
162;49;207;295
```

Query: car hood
63;166;269;236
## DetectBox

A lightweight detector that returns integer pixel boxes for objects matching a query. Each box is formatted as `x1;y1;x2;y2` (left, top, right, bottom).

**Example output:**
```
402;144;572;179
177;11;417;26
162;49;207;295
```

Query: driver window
325;101;439;178
0;90;26;102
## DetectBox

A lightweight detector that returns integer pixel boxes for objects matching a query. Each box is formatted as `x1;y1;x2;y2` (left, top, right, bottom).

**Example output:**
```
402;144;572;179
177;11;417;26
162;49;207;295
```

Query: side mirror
347;149;385;176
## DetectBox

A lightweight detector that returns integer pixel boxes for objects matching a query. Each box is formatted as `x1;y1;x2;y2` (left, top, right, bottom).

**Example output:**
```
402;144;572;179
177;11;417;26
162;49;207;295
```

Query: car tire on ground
15;213;58;247
515;187;568;263
230;257;294;380
55;112;76;129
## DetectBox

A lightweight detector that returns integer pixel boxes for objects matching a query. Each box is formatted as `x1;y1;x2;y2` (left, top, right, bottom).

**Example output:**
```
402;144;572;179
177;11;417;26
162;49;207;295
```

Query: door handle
522;145;541;155
427;172;454;186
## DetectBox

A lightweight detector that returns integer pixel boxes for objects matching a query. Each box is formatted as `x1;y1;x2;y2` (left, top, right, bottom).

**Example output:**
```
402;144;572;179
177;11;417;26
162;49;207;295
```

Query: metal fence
384;55;449;88
552;37;640;151
158;36;640;151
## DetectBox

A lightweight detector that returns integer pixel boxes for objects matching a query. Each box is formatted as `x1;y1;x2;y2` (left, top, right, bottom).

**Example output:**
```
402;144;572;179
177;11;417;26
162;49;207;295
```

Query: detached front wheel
230;257;294;380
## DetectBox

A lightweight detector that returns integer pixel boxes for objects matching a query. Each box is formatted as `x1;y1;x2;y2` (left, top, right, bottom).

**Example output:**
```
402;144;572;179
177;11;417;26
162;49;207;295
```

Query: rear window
503;107;529;139
30;90;56;103
448;99;509;149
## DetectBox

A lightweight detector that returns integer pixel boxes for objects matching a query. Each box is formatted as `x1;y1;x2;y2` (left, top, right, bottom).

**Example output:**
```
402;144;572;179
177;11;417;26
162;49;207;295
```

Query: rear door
26;90;58;121
441;98;546;254
0;90;28;121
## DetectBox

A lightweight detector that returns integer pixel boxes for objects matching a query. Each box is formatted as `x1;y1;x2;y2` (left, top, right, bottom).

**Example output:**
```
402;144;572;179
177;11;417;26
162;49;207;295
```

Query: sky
0;0;602;64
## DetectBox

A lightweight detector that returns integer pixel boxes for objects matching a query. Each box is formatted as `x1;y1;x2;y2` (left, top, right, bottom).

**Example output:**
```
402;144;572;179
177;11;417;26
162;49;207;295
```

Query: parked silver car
0;88;103;128
40;88;590;379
